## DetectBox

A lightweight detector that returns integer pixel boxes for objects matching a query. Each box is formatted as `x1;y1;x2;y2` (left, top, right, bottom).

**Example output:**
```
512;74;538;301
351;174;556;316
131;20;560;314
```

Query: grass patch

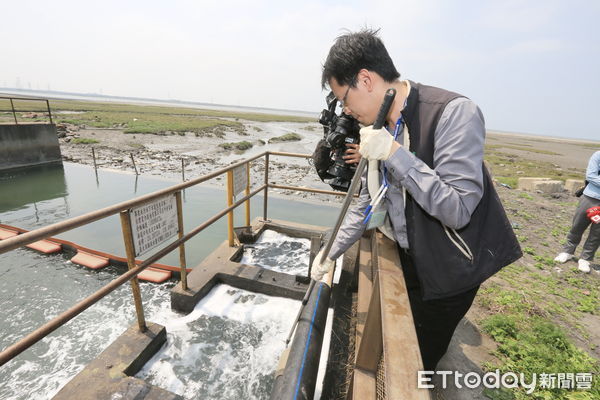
218;141;253;151
478;255;600;398
475;182;600;399
518;192;534;200
495;176;518;188
484;150;582;183
523;247;536;255
48;99;314;123
70;138;99;144
575;143;600;150
57;111;242;136
532;255;556;267
4;98;314;129
268;133;302;143
481;314;599;399
487;144;561;156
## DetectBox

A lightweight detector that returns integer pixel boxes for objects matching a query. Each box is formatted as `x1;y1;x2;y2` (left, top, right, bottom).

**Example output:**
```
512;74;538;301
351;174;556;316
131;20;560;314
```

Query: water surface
0;162;339;399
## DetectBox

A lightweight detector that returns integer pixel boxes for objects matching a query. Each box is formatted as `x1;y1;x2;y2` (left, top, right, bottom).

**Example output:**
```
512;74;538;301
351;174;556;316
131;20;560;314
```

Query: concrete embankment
0;123;62;171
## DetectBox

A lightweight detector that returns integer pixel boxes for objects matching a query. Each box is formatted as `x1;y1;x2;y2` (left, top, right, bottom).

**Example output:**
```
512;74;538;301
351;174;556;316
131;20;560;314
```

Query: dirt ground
59;121;338;203
486;130;599;171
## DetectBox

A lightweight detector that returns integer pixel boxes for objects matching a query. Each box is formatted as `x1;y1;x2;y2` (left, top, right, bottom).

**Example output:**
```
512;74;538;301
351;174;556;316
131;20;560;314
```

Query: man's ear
357;69;374;91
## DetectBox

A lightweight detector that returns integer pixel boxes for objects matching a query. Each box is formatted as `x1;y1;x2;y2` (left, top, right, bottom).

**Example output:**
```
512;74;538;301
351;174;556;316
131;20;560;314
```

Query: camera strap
363;80;412;237
363;117;403;228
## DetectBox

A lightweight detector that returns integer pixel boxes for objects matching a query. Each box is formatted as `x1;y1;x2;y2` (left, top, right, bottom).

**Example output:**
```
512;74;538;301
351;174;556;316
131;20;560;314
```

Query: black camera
312;91;360;192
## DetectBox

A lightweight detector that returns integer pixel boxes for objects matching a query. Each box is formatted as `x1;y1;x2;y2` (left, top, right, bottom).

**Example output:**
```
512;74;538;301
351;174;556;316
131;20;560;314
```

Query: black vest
402;81;522;300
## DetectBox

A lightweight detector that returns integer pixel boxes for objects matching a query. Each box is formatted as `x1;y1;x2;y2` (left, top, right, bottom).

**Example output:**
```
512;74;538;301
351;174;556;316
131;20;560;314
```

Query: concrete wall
0;124;62;171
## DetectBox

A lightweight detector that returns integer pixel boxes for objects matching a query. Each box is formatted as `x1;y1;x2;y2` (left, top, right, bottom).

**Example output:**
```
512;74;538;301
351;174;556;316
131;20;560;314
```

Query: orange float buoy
138;267;172;283
0;227;18;240
26;240;62;254
71;250;109;270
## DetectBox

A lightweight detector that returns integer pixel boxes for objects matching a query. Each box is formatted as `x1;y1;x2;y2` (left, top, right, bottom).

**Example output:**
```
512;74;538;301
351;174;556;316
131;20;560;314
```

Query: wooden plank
352;368;376;400
376;232;400;273
355;237;373;353
376;233;431;400
355;274;382;372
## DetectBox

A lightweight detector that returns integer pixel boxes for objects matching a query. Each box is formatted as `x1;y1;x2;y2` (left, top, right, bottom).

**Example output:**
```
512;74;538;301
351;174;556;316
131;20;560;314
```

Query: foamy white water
240;230;310;276
0;232;316;400
0;259;174;400
136;284;300;399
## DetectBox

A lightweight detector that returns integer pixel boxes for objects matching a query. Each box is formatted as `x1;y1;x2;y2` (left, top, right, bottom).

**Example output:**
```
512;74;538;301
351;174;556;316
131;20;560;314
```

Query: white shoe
554;253;574;263
578;259;591;273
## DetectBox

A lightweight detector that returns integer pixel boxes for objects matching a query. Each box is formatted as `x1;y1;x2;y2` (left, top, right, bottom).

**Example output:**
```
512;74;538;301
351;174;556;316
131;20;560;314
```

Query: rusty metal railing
0;95;53;125
0;151;343;366
0;149;428;399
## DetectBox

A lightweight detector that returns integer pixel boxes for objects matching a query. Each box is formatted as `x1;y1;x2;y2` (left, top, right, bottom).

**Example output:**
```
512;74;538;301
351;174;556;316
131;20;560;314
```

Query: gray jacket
329;97;485;259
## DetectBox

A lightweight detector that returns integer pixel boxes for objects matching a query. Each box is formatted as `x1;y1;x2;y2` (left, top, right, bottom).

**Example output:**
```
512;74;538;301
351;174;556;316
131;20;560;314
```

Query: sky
1;0;599;140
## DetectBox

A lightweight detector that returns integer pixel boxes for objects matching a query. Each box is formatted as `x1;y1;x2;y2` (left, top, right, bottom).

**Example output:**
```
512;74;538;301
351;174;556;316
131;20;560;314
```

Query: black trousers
398;247;479;371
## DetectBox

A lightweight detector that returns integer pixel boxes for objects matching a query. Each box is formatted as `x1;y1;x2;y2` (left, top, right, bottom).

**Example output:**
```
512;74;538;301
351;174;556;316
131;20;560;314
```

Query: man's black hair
321;28;400;89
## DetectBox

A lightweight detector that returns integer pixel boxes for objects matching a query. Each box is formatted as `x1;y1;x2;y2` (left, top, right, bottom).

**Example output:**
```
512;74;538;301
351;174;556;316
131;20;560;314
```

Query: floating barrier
0;227;18;240
0;223;183;283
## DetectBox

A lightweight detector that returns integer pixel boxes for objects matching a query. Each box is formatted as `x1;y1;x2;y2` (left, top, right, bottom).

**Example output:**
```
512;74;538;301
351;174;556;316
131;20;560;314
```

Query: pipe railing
0;151;339;366
0;95;53;125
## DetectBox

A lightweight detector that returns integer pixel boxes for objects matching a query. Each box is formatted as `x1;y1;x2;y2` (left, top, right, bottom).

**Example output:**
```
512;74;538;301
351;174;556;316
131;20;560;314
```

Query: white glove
311;249;335;281
359;125;394;160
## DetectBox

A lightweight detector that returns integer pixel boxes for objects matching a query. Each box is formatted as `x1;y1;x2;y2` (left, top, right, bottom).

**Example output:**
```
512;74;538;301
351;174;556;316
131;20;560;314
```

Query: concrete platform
517;177;551;190
53;322;180;400
565;178;585;194
171;218;329;313
517;177;564;194
532;179;564;194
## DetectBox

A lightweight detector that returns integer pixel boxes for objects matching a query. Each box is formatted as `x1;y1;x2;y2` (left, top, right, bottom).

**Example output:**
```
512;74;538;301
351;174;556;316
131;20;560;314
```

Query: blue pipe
270;281;330;400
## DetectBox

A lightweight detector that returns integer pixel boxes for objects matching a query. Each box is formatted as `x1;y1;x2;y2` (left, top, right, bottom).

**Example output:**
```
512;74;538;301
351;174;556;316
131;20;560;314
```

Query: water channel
0;162;340;399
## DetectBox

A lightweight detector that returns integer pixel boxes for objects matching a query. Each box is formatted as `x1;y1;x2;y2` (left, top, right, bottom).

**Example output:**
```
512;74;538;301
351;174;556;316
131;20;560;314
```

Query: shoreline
83;162;344;208
487;130;600;145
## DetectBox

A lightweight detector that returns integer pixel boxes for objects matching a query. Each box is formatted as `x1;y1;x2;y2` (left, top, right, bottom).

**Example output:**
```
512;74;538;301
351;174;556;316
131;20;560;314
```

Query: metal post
245;162;251;226
119;210;147;332
92;148;98;170
181;159;185;181
9;99;17;125
263;153;269;221
46;100;53;125
130;153;139;175
174;191;188;290
226;170;235;246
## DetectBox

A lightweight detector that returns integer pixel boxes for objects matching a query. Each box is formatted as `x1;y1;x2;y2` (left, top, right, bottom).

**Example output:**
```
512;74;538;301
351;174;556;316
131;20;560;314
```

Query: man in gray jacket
312;29;522;371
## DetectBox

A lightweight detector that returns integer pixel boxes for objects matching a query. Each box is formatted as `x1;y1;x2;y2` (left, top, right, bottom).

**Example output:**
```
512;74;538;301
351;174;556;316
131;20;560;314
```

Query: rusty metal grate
376;351;386;400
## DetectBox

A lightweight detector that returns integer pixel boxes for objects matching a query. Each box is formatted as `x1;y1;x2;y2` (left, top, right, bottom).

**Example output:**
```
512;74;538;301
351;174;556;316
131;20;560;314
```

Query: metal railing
0;151;344;366
0;95;54;125
0;150;429;399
